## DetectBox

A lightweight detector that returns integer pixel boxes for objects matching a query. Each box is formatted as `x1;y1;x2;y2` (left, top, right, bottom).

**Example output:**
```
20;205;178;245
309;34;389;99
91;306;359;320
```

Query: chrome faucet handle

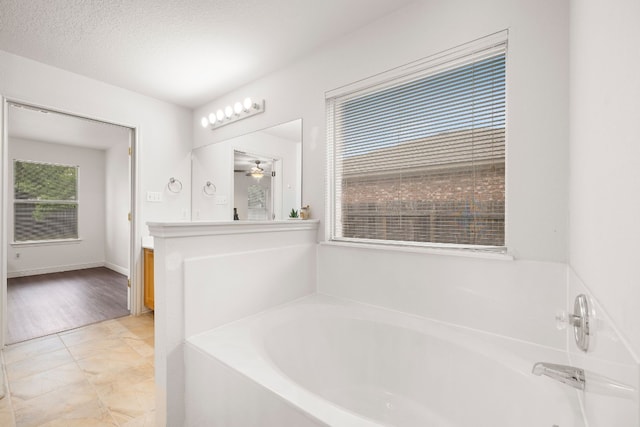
571;294;590;352
532;362;585;390
555;294;590;352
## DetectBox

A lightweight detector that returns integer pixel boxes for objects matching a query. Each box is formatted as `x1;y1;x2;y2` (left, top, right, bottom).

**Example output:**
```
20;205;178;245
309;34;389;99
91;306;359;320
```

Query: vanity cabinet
143;248;154;310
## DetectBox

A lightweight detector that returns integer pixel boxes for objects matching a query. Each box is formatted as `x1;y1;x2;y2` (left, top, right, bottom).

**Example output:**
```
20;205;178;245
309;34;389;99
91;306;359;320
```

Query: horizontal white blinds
14;160;79;241
328;38;506;248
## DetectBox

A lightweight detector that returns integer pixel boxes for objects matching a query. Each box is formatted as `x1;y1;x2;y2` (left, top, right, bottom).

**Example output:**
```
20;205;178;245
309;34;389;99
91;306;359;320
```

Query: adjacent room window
247;184;270;221
14;160;79;242
327;34;507;249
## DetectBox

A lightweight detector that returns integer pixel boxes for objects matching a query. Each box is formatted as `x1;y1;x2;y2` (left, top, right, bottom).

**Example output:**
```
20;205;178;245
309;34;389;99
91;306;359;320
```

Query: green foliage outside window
14;160;78;241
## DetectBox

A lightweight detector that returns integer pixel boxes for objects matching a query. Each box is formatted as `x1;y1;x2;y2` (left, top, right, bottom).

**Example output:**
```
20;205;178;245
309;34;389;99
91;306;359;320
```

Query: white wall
190;142;230;220
7;138;106;276
0;49;193;313
193;0;570;263
105;137;130;275
569;0;640;358
192;0;570;349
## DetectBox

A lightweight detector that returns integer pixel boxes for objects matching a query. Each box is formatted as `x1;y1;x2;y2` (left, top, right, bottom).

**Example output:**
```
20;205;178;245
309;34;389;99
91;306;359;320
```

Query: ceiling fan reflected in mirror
248;160;264;180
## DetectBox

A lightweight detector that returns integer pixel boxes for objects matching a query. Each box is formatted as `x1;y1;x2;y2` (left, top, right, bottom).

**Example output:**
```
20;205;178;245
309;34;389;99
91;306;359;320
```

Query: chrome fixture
201;98;265;129
571;294;590;352
556;294;591;352
532;362;585;390
558;294;591;352
167;177;183;193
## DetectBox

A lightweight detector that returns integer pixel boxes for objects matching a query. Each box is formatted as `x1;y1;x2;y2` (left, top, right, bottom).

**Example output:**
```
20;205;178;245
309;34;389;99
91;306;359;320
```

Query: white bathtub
185;294;585;426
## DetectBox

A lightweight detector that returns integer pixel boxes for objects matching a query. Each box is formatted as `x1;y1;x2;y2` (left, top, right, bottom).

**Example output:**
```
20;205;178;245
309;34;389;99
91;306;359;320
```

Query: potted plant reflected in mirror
288;209;299;219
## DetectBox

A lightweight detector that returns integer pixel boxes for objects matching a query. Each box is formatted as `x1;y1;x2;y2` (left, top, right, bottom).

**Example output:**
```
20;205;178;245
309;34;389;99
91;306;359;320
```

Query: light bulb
216;109;225;121
201;117;209;128
225;106;233;118
234;102;243;115
208;113;216;123
243;97;253;111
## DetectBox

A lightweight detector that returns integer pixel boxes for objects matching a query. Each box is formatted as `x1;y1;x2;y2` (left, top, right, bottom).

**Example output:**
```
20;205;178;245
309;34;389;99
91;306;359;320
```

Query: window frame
13;159;80;244
326;31;508;253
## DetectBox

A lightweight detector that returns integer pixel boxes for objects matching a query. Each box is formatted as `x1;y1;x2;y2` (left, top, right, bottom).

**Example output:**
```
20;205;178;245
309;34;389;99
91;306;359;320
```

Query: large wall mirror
191;119;302;221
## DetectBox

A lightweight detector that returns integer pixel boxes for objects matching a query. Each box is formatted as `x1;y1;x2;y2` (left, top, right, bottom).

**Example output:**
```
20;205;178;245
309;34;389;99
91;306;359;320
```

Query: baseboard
104;262;129;277
7;262;106;278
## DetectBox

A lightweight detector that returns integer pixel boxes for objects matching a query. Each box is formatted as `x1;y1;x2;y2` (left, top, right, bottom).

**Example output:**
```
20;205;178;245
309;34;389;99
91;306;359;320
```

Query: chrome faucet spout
532;362;585;390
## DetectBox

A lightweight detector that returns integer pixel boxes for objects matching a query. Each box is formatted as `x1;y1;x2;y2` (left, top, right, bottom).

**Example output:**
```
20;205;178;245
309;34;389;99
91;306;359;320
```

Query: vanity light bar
201;98;265;130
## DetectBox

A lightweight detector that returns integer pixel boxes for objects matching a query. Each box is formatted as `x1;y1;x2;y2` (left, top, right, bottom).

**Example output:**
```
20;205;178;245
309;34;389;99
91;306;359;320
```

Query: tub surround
174;237;640;427
184;243;316;338
566;269;639;425
317;244;639;424
318;243;567;350
154;221;639;426
183;273;639;426
148;219;319;427
185;294;583;426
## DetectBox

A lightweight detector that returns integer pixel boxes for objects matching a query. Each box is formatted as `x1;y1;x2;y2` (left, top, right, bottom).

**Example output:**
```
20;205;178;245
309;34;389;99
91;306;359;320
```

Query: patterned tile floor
0;313;155;426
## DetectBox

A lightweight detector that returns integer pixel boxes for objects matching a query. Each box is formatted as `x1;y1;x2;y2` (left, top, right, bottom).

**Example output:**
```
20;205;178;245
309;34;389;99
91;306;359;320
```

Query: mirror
191;119;302;221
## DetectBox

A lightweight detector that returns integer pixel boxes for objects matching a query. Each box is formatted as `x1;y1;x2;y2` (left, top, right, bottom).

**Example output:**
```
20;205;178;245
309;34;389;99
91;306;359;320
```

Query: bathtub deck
185;294;589;427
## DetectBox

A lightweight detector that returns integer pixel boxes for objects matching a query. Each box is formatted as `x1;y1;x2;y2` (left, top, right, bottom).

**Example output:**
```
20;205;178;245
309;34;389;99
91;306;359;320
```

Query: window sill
11;238;83;247
321;239;514;261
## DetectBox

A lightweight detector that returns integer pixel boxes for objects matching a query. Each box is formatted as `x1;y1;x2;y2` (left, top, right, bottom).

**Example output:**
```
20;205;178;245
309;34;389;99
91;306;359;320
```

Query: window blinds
327;36;506;248
14;160;79;242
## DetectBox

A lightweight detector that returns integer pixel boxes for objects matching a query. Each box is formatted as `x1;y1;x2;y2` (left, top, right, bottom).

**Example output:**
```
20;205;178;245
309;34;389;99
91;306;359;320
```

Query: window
327;34;507;249
247;184;269;221
14;160;79;242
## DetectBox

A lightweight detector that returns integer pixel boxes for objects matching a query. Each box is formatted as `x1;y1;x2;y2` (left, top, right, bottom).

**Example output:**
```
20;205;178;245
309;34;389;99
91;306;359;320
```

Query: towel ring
167;177;183;193
203;181;216;196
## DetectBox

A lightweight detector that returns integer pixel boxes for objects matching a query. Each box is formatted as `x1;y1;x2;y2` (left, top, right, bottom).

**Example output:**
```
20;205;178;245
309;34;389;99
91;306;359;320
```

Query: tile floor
0;313;155;426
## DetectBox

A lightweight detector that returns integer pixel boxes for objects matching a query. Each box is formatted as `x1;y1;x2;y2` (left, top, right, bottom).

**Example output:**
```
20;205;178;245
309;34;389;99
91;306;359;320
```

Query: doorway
1;99;139;345
233;150;280;221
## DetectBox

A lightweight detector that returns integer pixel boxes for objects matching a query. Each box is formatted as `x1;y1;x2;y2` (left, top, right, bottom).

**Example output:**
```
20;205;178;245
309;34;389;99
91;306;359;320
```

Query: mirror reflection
191;119;302;221
234;153;273;220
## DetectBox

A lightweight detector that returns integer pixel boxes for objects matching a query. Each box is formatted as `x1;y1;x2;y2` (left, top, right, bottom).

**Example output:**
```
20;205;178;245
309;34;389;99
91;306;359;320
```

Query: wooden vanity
143;247;154;310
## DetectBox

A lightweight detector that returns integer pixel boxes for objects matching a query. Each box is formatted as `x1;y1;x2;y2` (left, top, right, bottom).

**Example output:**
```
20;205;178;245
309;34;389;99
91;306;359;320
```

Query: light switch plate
147;191;162;202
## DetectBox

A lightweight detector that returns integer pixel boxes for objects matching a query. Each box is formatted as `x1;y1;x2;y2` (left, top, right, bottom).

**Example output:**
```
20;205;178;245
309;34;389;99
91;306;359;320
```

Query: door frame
0;96;142;347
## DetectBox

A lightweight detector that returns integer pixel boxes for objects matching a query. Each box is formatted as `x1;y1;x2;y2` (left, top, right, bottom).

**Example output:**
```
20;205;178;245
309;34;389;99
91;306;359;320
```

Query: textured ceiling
0;0;415;109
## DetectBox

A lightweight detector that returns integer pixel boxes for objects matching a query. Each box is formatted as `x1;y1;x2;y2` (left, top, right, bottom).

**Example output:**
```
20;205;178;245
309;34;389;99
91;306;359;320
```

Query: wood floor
7;267;129;344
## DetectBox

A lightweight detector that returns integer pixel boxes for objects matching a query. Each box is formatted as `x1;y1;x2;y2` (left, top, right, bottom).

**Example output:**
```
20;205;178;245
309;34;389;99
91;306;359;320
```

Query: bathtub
185;294;584;426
